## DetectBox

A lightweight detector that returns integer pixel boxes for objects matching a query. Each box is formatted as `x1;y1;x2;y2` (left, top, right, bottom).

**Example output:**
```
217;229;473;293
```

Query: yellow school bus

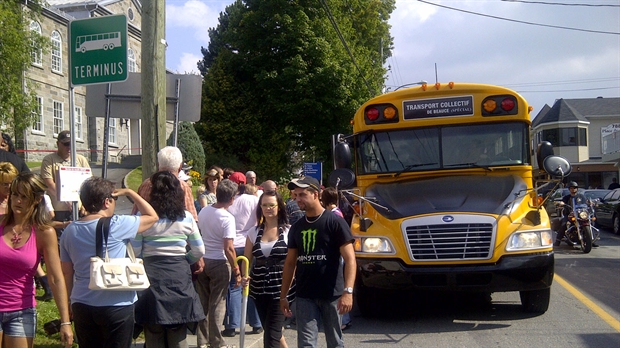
330;82;570;315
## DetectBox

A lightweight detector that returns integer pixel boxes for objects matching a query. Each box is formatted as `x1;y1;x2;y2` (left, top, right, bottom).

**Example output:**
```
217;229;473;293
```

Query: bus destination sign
403;96;474;120
70;15;128;86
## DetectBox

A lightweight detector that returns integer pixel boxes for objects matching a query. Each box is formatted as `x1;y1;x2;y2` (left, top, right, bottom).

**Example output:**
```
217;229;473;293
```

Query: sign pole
102;83;111;178
69;87;79;221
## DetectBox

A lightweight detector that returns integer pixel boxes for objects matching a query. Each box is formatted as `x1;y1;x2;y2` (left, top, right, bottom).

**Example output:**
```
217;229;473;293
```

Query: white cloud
175;52;203;74
166;0;224;44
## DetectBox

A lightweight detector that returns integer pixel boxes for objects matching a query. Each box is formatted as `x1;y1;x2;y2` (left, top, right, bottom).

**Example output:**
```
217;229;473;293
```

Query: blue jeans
224;247;261;330
296;297;343;348
0;307;37;338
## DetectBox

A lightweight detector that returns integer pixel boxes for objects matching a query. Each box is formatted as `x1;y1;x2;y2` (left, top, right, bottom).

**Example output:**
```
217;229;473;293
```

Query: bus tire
108;43;115;50
519;288;550;314
80;46;86;53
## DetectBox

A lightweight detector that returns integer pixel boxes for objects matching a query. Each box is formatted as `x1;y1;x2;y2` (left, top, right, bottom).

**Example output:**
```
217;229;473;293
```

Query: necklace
11;226;27;246
305;209;325;224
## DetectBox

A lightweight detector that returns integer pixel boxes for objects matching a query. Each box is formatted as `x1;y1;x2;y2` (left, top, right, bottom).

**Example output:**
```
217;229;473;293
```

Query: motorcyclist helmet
568;181;579;189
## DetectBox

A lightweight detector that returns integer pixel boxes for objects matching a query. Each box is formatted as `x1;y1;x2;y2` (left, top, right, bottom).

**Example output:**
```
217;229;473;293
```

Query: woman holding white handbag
59;176;158;347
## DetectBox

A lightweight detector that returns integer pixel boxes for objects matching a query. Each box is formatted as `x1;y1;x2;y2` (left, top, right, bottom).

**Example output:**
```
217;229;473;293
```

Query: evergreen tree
167;122;206;175
195;0;395;180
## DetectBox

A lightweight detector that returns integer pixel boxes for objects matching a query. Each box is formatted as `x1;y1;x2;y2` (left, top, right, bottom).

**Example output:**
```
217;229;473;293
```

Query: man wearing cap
223;172;263;336
40;130;90;234
280;176;356;348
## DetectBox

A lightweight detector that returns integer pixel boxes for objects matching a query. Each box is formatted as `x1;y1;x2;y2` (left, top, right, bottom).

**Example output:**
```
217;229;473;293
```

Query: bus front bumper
357;252;554;292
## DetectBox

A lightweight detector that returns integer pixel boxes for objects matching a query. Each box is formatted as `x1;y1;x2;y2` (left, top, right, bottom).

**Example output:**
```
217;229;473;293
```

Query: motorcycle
555;202;599;253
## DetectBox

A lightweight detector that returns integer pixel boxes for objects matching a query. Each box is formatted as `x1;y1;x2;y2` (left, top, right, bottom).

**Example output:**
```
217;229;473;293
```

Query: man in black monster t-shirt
280;177;356;348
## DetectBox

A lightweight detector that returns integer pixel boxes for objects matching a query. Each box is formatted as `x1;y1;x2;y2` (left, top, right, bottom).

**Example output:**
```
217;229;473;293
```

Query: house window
51;31;62;73
560;128;577;146
74;106;83;139
541;129;559;146
109;118;117;144
579;128;587;146
53;101;64;135
128;49;136;72
30;21;42;66
32;96;43;132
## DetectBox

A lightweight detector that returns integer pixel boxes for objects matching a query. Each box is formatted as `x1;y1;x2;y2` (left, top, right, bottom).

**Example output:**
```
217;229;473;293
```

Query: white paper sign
57;166;92;202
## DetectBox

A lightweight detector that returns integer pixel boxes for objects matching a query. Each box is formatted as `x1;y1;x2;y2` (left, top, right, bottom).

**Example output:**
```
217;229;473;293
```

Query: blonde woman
0;162;19;215
0;173;73;347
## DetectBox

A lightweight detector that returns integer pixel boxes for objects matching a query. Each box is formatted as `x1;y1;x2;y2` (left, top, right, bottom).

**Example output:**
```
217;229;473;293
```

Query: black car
584;189;611;202
595;188;620;234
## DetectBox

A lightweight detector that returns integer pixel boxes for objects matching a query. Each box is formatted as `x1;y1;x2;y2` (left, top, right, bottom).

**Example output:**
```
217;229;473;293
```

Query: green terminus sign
70;15;128;86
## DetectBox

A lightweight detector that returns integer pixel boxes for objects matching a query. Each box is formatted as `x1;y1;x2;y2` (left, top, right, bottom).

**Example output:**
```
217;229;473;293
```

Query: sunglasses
60;142;71;147
108;195;118;201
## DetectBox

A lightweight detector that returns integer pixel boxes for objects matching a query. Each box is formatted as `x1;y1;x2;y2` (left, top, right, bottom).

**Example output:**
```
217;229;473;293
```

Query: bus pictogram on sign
75;32;121;53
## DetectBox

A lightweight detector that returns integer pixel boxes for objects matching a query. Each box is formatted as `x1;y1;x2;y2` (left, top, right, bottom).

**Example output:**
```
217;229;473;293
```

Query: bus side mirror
334;135;352;169
536;141;554;172
542;156;571;178
328;168;356;189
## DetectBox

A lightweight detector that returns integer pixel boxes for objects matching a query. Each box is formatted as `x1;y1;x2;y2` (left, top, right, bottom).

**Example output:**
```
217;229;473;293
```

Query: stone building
22;0;143;162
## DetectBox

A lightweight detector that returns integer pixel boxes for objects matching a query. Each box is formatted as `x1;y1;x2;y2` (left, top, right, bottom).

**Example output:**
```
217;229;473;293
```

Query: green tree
0;0;48;133
167;122;206;175
195;0;395;180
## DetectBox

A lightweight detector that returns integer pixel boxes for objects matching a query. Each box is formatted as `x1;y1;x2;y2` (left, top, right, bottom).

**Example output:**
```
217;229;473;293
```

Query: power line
417;0;620;35
516;86;619;93
501;0;620;7
318;0;375;96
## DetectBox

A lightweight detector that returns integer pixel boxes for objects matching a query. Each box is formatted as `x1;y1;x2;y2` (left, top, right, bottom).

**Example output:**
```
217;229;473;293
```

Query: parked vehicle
584;189;611;203
594;188;620;234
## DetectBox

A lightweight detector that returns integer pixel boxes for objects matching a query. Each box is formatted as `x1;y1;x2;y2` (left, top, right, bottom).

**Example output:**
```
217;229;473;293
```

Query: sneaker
250;327;263;334
592;242;599;247
221;328;236;337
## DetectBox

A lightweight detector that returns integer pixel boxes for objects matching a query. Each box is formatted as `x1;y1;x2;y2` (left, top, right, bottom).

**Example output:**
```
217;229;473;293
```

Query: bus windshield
356;121;529;174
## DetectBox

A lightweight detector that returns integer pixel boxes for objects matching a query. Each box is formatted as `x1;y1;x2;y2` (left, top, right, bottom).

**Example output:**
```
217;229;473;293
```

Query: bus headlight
506;230;553;251
354;237;393;253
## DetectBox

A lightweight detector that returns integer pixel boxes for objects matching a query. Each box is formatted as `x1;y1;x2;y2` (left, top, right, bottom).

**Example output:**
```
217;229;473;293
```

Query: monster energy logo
301;229;317;254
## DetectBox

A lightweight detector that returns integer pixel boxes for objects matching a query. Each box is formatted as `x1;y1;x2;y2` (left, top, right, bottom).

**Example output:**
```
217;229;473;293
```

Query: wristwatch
344;287;354;294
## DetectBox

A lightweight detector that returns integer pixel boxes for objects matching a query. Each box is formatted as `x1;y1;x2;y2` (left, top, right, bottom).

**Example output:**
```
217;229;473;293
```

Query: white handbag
88;216;150;291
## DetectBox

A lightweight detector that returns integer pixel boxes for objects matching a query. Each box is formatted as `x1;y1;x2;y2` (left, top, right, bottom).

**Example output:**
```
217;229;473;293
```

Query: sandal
341;322;352;331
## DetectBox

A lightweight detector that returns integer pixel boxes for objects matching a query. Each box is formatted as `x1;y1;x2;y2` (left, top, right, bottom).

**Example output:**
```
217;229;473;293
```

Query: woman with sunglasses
0;173;73;347
59;177;158;346
243;190;295;348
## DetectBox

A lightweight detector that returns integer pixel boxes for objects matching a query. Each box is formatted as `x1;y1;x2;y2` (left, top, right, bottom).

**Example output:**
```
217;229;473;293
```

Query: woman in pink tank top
0;173;73;347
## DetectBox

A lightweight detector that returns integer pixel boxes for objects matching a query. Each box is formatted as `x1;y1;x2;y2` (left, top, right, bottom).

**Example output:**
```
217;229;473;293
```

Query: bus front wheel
519;288;550;314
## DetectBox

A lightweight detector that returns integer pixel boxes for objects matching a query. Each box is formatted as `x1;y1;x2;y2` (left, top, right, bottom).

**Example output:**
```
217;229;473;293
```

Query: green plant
167;122;206;175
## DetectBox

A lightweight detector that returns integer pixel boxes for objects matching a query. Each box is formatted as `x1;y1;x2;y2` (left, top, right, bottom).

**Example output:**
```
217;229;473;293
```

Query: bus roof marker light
501;97;515;111
483;99;497;113
383;106;397;120
366;107;379;121
434;82;441;90
421;83;428;91
448;82;455;89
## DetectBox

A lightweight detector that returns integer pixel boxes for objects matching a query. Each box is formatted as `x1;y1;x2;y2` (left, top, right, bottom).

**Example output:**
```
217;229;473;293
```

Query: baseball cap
57;130;71;143
229;172;246;184
287;177;320;191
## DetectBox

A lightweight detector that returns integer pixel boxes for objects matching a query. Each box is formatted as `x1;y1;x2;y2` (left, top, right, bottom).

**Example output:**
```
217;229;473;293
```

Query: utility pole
141;0;167;180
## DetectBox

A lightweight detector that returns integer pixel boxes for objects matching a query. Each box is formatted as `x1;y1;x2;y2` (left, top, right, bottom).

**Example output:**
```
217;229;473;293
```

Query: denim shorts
0;308;37;338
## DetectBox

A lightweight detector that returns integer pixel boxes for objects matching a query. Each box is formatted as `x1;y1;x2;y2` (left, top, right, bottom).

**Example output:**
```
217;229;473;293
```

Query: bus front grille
405;223;493;260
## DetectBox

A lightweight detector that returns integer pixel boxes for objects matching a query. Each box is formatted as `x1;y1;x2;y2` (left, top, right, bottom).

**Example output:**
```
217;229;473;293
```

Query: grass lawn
126;166;143;192
34;289;75;347
27;161;42;170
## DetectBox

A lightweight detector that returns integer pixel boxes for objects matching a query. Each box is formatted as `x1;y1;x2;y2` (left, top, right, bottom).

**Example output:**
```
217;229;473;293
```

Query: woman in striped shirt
132;171;206;347
243;190;296;348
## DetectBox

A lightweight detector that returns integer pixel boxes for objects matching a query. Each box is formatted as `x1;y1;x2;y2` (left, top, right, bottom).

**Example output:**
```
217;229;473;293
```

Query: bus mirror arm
340;190;392;213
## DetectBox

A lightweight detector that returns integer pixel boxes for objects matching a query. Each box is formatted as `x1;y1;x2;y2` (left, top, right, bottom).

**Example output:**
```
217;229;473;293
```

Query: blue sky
165;0;620;116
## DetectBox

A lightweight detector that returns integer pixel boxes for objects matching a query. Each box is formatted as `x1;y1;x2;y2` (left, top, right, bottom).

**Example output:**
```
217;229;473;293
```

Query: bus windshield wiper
445;162;492;171
394;162;438;177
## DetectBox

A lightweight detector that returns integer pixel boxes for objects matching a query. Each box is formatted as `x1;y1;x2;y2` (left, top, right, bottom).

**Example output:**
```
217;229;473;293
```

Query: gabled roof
531;97;619;127
47;1;141;9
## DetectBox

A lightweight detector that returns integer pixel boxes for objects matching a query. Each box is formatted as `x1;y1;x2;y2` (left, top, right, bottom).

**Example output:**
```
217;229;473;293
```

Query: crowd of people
0;135;357;348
